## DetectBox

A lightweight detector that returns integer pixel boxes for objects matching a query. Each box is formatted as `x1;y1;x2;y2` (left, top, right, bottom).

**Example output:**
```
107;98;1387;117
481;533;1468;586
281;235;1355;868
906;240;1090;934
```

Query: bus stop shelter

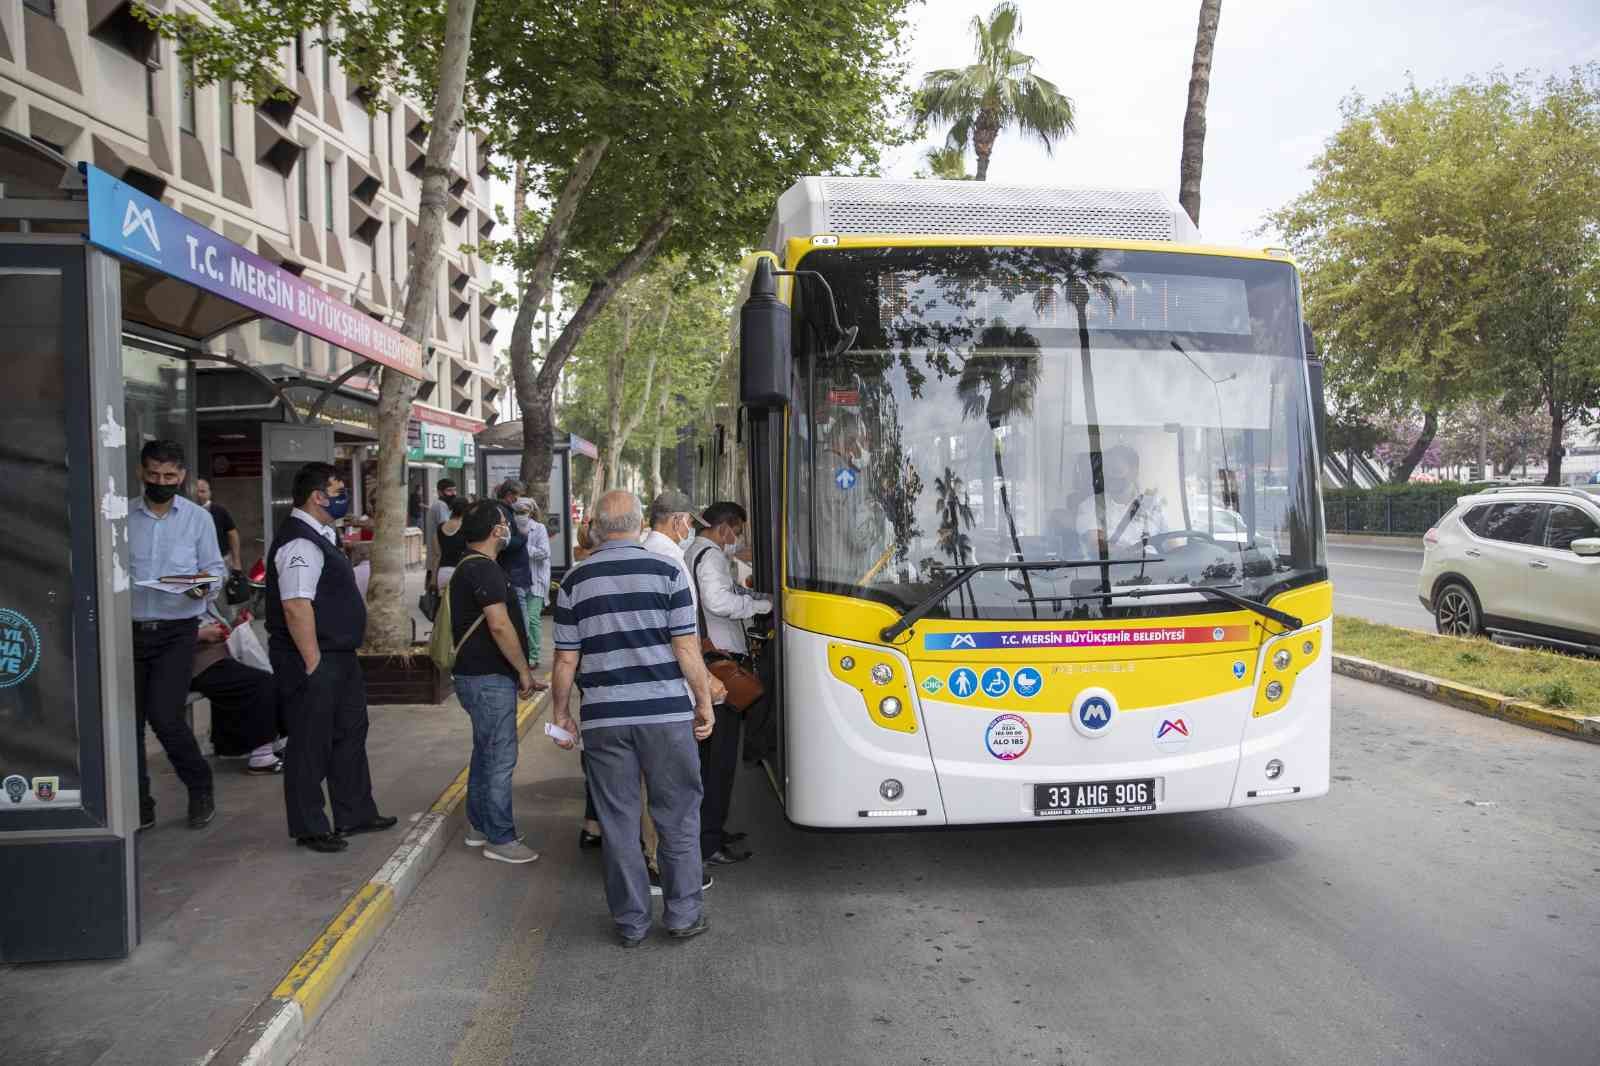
0;147;424;963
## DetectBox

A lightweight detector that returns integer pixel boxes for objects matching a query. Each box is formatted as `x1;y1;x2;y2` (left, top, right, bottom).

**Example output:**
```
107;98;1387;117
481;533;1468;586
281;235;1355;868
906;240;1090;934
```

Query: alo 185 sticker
984;713;1032;761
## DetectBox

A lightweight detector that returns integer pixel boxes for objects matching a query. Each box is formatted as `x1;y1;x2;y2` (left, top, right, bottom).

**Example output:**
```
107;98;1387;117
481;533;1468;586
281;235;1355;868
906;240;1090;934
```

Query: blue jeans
454;674;520;845
583;721;704;939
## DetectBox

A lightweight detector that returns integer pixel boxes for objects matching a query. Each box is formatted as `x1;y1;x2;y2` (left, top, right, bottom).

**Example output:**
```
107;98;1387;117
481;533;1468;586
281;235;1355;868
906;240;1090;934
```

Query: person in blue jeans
449;500;539;864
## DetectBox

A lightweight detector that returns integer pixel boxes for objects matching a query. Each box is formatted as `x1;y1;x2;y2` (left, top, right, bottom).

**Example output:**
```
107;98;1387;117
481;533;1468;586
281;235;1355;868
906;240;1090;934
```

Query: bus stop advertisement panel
0;165;422;962
479;444;574;581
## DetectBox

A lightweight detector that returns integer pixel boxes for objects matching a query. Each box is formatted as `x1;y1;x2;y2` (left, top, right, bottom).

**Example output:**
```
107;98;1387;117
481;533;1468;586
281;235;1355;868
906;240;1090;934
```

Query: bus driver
1077;445;1169;555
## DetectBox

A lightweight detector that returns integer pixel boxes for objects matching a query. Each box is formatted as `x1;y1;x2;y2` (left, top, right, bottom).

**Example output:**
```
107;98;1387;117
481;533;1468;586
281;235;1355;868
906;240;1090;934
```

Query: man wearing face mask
1076;445;1170;556
682;501;768;866
128;440;225;830
265;462;396;853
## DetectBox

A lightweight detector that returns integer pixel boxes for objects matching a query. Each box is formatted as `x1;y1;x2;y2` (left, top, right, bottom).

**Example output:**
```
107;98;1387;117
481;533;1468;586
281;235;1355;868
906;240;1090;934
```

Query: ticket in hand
543;721;575;745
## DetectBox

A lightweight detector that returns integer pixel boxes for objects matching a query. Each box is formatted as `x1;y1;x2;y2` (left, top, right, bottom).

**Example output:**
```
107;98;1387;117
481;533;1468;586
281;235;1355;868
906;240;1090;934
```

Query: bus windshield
787;245;1326;622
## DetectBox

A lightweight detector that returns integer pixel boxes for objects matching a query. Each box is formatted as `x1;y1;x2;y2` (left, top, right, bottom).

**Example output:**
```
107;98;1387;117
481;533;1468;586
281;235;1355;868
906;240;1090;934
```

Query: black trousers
698;702;742;859
132;619;212;803
271;649;379;837
194;657;280;757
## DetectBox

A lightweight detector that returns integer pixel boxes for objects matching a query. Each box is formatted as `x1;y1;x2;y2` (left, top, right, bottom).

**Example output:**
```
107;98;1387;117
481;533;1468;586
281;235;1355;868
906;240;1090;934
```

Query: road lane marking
1335;592;1421;608
1328;562;1419;575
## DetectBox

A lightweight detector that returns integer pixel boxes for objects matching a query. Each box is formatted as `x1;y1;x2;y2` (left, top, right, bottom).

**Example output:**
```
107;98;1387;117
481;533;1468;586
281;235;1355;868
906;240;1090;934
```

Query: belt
133;618;199;632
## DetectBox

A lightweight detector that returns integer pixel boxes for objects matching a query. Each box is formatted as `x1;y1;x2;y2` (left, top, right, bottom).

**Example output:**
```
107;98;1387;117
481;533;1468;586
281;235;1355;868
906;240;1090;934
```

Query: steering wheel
1142;529;1231;551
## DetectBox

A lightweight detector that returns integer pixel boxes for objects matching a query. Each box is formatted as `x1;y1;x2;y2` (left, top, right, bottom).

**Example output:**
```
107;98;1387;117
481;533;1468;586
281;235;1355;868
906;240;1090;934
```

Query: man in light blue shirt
516;493;552;688
127;440;225;830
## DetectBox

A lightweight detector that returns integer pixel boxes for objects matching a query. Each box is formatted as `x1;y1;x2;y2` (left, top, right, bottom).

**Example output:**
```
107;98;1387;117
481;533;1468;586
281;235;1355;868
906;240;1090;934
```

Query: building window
295;34;305;73
324;160;335;230
219;79;235;154
386;112;395;171
368;107;377;159
145;63;157;117
23;0;55;18
298;159;309;221
179;58;196;134
322;23;333;87
302;333;315;370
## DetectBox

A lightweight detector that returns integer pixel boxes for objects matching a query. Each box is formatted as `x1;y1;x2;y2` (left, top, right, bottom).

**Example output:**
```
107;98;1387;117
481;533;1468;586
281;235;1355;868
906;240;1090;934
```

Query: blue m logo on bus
1072;688;1117;737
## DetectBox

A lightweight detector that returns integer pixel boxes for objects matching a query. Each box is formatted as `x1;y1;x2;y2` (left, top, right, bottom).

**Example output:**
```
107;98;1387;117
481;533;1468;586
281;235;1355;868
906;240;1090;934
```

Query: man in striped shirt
550;490;716;946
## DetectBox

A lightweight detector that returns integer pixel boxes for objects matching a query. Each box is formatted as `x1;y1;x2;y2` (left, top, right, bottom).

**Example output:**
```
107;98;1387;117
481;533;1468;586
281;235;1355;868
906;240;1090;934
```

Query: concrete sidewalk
0;572;552;1066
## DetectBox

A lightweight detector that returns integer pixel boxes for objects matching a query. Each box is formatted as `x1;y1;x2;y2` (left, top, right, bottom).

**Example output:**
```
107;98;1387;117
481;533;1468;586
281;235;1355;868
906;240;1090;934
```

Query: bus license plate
1033;778;1156;817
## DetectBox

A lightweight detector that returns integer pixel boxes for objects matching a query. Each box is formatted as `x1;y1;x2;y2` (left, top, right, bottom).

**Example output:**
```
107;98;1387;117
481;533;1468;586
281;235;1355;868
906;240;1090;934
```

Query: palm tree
917;145;971;181
914;2;1075;181
1179;0;1223;226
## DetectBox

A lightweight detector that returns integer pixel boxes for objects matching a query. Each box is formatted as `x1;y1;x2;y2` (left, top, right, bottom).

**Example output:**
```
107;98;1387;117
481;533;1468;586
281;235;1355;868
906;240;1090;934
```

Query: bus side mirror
1304;326;1327;458
740;257;791;409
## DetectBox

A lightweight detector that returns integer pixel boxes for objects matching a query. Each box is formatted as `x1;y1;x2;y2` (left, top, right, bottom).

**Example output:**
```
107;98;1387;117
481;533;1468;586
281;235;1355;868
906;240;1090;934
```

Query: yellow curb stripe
1333;653;1600;743
271;882;396;1018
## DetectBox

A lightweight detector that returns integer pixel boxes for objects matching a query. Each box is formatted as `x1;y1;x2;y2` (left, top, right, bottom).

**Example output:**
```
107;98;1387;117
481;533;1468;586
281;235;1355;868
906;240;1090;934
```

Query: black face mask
144;482;180;504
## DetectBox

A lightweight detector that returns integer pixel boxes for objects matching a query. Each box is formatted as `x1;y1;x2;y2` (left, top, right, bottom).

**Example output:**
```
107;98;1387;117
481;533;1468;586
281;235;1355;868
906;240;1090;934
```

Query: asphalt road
296;678;1600;1066
1327;542;1432;631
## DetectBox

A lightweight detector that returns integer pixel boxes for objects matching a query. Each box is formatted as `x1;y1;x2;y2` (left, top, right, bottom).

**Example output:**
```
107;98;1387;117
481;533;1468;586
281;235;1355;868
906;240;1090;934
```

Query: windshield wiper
1114;582;1302;631
879;559;1164;643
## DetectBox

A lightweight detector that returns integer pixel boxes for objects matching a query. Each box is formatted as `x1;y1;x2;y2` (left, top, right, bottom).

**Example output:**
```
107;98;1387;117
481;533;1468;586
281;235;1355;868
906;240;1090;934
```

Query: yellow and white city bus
705;178;1331;828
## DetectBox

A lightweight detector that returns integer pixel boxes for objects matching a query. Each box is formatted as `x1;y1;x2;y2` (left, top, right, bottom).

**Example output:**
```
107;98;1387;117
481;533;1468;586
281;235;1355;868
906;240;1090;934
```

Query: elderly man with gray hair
551;490;716;946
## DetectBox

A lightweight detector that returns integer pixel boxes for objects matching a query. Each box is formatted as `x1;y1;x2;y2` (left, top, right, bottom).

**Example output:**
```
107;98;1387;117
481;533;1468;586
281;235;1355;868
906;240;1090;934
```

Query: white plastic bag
227;619;272;674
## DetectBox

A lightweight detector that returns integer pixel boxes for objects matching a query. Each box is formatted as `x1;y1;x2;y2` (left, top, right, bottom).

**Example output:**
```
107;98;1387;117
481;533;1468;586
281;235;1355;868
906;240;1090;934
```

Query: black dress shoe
296;833;349;853
336;815;399;835
666;916;710;941
187;790;215;829
619;932;647;949
139;797;156;830
578;829;603;849
705;847;752;866
721;831;748;845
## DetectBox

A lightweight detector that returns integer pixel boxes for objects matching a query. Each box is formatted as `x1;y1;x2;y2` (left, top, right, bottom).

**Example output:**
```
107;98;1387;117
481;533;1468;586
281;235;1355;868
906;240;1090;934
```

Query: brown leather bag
691;548;765;713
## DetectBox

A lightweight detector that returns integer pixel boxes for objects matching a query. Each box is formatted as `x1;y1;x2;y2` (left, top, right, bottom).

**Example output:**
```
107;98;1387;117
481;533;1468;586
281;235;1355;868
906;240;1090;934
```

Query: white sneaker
464;827;487;847
484;840;539;864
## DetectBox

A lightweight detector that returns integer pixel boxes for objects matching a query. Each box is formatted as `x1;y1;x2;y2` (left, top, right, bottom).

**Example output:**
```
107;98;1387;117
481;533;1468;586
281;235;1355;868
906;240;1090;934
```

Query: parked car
1418;486;1600;653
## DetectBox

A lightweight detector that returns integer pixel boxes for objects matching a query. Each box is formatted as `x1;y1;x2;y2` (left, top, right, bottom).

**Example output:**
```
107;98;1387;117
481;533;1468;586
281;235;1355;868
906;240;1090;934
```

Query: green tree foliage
558;260;735;505
915;145;972;180
913;1;1075;181
470;0;916;504
1477;70;1600;484
1269;68;1600;485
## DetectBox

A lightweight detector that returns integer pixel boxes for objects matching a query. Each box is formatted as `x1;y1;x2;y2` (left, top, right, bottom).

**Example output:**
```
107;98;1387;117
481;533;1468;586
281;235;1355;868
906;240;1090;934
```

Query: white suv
1418;486;1600;653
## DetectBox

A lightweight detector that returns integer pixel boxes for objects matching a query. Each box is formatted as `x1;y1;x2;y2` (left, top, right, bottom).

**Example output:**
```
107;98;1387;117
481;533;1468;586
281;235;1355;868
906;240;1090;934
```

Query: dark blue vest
265;515;367;652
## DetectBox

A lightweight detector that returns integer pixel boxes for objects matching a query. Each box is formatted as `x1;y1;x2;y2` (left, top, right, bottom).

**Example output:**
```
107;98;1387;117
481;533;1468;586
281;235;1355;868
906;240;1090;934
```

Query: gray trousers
583;720;704;938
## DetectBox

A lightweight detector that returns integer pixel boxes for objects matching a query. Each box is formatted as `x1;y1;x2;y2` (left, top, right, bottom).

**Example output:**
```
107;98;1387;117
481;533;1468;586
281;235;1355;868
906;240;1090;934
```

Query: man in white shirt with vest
682;500;768;866
265;462;395;854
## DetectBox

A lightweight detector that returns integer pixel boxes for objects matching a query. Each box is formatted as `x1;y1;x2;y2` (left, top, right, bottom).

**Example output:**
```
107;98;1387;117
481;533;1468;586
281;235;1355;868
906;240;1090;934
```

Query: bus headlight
870;663;894;686
879;696;902;718
1273;649;1292;670
1265;680;1284;701
879;778;904;801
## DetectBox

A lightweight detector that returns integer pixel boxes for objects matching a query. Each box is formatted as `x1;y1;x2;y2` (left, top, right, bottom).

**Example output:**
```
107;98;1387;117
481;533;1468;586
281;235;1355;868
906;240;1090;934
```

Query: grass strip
1334;616;1600;714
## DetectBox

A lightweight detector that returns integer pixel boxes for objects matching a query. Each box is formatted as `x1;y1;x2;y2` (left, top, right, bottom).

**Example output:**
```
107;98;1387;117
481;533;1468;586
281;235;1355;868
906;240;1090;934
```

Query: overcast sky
887;0;1600;246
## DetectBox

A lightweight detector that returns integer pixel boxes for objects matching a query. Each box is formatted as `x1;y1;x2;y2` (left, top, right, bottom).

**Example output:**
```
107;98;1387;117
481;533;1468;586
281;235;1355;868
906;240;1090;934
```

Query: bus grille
815;179;1190;243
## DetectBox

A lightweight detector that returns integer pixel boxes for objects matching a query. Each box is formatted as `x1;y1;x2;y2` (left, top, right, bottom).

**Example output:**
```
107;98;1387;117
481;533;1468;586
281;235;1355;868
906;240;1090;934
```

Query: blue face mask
324;492;350;520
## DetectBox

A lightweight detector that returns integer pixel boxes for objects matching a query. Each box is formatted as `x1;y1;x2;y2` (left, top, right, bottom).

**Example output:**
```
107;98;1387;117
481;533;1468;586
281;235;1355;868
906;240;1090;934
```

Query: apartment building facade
0;0;502;540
